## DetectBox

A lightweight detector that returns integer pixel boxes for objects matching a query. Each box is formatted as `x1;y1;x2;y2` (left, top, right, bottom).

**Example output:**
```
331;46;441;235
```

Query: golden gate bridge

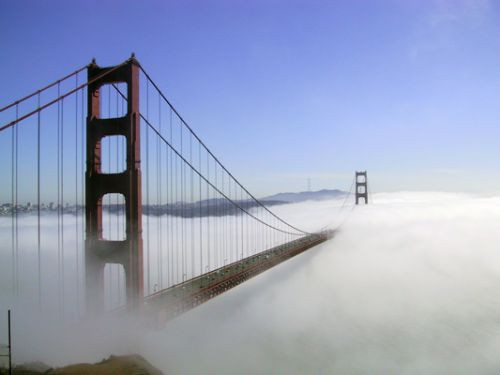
0;55;365;326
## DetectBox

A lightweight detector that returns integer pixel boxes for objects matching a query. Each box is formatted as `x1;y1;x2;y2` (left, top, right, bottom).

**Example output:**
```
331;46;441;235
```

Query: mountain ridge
262;189;347;203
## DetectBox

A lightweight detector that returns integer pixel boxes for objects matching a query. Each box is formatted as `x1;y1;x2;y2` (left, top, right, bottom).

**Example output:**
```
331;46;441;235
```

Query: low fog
2;191;500;374
146;192;500;374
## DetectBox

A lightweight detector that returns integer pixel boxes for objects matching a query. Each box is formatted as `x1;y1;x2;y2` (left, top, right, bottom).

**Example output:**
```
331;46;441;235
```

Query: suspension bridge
0;55;362;326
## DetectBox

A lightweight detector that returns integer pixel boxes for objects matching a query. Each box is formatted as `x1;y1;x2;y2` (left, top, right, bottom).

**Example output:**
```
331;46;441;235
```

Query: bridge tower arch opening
355;171;368;205
85;56;143;315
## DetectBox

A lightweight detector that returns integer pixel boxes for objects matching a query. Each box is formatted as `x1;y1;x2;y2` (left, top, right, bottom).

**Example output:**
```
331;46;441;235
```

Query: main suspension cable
0;64;87;113
141;112;305;236
137;65;310;236
111;83;307;237
0;59;131;133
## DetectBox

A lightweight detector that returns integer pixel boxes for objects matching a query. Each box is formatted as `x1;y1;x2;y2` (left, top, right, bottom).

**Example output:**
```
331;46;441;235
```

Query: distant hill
5;190;347;219
262;189;347;203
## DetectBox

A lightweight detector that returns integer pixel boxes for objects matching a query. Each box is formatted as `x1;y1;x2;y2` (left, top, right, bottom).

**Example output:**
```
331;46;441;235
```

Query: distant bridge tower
355;171;368;205
85;56;143;314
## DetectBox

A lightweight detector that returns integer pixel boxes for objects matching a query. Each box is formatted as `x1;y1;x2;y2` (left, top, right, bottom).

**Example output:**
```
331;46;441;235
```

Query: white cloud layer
2;191;500;374
143;191;500;374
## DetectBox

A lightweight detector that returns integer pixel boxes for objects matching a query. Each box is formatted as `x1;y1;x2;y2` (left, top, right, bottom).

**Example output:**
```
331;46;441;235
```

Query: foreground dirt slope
7;355;163;375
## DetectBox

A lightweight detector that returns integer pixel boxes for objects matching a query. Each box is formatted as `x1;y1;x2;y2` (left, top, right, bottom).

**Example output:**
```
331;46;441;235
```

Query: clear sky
0;0;499;196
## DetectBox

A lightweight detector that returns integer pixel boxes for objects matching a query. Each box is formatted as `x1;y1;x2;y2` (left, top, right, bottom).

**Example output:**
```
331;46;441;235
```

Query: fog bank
2;191;500;374
142;191;500;374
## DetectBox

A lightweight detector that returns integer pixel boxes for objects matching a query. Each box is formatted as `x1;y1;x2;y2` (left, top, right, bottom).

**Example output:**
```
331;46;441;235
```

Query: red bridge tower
85;56;143;314
355;171;368;205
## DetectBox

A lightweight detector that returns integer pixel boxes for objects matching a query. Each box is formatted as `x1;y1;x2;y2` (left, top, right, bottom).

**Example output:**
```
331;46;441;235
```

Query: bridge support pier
85;57;143;315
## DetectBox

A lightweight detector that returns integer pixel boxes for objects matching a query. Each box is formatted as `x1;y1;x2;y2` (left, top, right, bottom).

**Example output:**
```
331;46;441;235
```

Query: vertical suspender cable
56;83;61;316
229;174;232;259
75;76;80;317
61;96;65;317
121;95;125;235
168;128;172;287
214;159;217;268
199;141;202;277
116;88;120;305
174;122;179;284
11;113;14;296
15;105;19;296
169;108;173;286
80;84;85;310
222;170;226;265
158;92;162;289
183;125;187;281
107;85;111;307
240;187;243;260
245;190;248;256
234;180;238;262
121;93;125;301
11;106;17;297
146;80;150;294
190;135;194;278
37;92;42;309
179;122;186;281
206;153;211;270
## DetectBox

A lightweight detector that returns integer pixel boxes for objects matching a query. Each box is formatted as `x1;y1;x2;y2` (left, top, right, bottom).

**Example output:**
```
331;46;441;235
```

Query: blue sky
0;0;499;196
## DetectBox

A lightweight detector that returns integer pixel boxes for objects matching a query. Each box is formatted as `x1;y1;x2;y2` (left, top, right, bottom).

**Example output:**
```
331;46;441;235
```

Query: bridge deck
144;231;333;327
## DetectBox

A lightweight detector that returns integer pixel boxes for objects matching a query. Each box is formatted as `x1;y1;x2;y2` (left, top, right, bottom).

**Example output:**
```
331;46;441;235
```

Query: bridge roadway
143;230;334;327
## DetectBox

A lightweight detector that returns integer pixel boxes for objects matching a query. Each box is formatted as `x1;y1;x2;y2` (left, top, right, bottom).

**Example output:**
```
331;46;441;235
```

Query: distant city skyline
1;0;499;197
